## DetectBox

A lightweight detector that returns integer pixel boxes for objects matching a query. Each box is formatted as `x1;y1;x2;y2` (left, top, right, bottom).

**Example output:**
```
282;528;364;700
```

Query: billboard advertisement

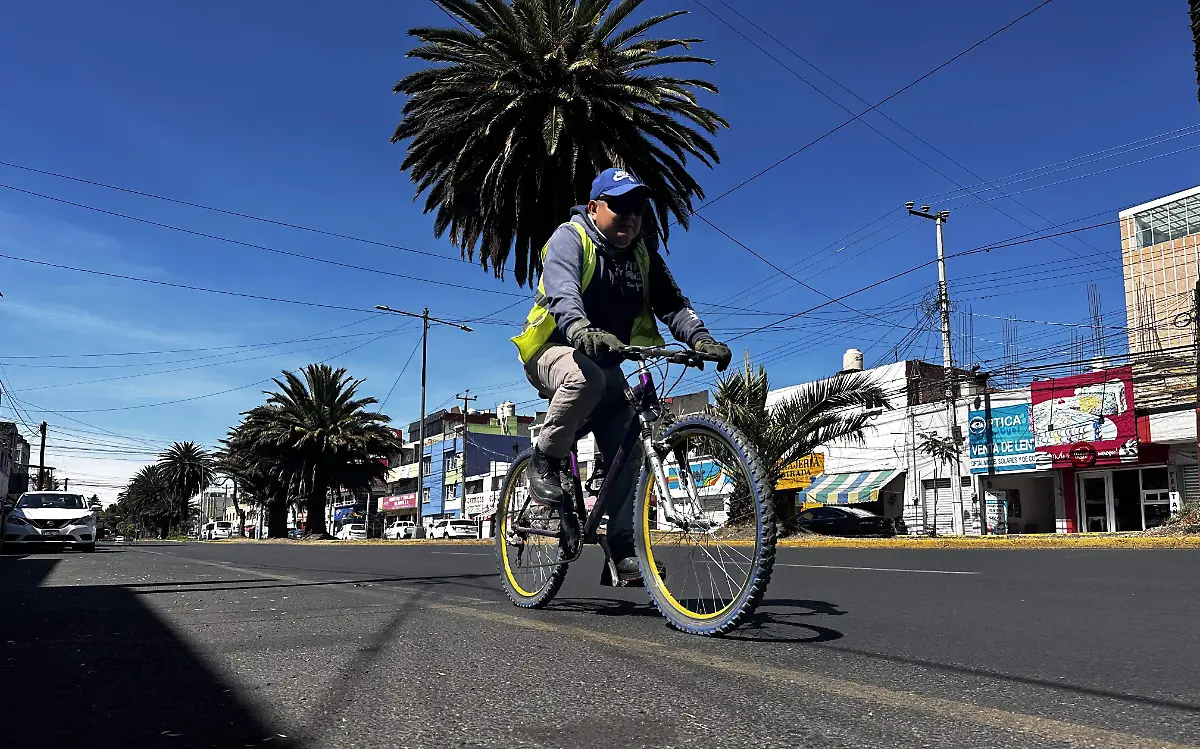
1030;367;1138;469
968;403;1036;474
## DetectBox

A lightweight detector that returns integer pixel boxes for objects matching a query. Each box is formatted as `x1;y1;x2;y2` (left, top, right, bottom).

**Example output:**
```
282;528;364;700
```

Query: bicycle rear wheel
635;414;776;635
494;448;570;608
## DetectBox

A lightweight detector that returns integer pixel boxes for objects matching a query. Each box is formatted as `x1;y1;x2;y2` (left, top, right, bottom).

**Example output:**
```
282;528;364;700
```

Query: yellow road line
136;549;1198;749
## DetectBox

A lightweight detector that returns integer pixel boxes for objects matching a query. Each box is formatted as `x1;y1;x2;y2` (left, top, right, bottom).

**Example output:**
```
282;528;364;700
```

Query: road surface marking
777;563;978;575
134;548;1192;749
430;551;491;556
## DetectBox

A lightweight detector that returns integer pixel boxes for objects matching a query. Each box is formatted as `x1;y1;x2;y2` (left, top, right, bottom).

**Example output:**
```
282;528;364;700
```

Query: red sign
380;493;418;511
1030;367;1138;469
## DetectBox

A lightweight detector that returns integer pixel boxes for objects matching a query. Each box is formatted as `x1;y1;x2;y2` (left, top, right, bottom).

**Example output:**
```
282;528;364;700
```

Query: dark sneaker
528;446;565;507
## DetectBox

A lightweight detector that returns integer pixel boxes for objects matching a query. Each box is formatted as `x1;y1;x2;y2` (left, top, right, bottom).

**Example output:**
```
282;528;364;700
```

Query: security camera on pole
907;202;965;535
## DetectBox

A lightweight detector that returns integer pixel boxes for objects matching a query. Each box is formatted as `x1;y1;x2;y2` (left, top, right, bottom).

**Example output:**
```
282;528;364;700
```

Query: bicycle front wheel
635;414;776;636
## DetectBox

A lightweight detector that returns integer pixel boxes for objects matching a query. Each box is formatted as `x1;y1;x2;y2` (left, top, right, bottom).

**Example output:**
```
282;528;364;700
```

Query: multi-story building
1119;186;1199;509
383;403;534;530
0;423;31;501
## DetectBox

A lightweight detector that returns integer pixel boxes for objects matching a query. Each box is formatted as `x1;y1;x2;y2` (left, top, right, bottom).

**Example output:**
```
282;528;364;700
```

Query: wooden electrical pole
37;421;47;491
457;390;477;519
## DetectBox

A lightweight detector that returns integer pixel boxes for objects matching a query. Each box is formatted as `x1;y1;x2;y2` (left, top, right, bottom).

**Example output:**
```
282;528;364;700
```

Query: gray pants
524;344;642;545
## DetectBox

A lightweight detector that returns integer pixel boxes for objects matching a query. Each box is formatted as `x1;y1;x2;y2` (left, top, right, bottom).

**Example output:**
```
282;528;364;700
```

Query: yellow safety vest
511;222;665;364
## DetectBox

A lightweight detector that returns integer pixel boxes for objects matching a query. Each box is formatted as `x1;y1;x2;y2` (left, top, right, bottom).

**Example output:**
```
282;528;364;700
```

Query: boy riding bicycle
511;168;732;584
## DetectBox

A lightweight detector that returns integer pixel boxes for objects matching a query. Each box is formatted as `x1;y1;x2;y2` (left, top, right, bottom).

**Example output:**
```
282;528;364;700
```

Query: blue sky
1;0;1196;500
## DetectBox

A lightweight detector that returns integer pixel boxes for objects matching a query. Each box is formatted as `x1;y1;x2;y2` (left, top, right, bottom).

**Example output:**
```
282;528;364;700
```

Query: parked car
114;535;127;544
430;519;480;540
1;491;101;552
795;506;905;537
335;523;367;540
287;528;306;540
384;520;416;540
201;521;234;540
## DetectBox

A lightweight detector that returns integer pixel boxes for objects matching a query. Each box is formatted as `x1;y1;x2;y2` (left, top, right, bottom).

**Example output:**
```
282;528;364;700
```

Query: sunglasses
600;195;648;216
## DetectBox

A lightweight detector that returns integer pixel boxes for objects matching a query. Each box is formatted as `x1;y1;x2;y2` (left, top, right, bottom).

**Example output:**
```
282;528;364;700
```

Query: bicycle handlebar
619;345;720;369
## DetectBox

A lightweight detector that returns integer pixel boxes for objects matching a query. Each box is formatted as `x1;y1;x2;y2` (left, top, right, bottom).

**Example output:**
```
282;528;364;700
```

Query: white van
384;520;416;539
203;521;234;540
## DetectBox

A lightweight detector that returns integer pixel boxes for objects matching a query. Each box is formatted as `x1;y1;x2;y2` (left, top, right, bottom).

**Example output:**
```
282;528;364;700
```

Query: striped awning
798;469;903;505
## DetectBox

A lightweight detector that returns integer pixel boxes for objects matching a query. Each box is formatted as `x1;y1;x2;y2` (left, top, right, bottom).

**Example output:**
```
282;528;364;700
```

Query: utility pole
37;421;47;491
456;390;477;520
376;305;473;538
63;478;68;491
908;203;965;535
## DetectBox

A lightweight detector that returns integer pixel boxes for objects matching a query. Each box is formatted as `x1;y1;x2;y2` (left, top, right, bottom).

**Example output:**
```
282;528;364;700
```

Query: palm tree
393;0;728;285
917;432;960;537
1191;1;1200;104
237;364;402;538
714;358;889;525
158;441;215;529
212;448;248;537
119;464;174;538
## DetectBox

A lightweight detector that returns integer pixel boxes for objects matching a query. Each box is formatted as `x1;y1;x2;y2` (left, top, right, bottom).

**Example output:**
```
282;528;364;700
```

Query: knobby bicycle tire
634;414;777;636
494;448;570;608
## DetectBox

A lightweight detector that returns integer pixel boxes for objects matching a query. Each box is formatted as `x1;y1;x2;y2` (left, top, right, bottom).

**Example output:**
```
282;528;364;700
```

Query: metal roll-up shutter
1182;465;1199;504
922;478;955;535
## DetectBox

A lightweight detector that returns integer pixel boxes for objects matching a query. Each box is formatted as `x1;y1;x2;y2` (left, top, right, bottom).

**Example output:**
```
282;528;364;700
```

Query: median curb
204;535;1200;549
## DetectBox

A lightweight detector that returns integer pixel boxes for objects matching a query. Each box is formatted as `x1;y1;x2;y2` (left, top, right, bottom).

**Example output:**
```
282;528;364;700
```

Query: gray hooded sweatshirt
538;206;712;367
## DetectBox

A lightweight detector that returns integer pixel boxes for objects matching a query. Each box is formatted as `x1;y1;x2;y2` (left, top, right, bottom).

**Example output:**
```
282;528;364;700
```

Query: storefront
379;493;418;520
1030;366;1150;533
969;399;1058;534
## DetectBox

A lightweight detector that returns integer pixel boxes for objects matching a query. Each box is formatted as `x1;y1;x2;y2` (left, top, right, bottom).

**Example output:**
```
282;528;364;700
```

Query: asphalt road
3;540;1199;749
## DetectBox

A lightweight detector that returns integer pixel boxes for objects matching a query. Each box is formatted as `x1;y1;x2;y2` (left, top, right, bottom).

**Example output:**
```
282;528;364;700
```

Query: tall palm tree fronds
158;441;215;518
1191;0;1200;105
715;358;890;523
393;0;729;285
236;364;402;537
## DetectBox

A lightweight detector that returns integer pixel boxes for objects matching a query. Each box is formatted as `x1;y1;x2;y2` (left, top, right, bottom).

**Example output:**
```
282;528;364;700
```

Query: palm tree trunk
267;502;289;538
230;481;246;537
304;481;330;537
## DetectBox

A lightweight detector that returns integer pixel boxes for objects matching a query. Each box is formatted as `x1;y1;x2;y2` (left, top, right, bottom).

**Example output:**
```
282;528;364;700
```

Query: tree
235;364;401;538
392;0;728;286
213;449;249;537
158;441;215;529
1191;1;1200;105
917;432;960;537
714;357;890;526
118;464;174;538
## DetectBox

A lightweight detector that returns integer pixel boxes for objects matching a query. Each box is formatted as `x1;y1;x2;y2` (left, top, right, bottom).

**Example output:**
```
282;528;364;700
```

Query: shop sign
776;453;825;490
465;491;497;516
1030;367;1138;469
380;493;418;511
968;404;1036;474
983;489;1009;535
387;463;420;481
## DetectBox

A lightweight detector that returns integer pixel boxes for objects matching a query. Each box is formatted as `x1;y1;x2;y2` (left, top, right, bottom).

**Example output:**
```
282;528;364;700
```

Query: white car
430;519;479;540
202;521;234;540
2;491;101;552
335;523;367;540
383;520;416;540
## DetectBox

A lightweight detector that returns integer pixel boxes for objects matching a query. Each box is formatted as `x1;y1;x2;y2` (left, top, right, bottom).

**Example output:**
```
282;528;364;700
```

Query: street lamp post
375;305;472;538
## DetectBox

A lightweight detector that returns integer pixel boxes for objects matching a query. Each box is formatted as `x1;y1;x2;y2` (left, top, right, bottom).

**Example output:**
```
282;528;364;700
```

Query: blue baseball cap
589;168;649;201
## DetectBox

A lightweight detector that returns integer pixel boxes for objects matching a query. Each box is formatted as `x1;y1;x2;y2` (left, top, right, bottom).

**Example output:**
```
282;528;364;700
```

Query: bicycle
494;345;777;636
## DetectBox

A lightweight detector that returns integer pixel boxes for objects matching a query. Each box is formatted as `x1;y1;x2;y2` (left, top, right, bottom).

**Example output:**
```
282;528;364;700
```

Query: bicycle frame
508;362;705;552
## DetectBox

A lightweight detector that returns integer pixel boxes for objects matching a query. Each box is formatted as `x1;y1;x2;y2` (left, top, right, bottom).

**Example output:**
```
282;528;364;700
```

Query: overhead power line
0;182;524;298
678;0;1058;219
0;159;466;265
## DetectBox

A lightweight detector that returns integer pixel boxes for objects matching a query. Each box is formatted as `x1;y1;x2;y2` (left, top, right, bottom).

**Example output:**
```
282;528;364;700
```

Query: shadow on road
0;556;292;748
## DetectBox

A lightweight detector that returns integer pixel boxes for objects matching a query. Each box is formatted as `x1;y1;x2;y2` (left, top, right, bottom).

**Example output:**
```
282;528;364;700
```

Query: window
422;488;431;504
443;451;458;474
1131;192;1200;248
421;456;432;475
491;476;502;491
446;484;459;499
